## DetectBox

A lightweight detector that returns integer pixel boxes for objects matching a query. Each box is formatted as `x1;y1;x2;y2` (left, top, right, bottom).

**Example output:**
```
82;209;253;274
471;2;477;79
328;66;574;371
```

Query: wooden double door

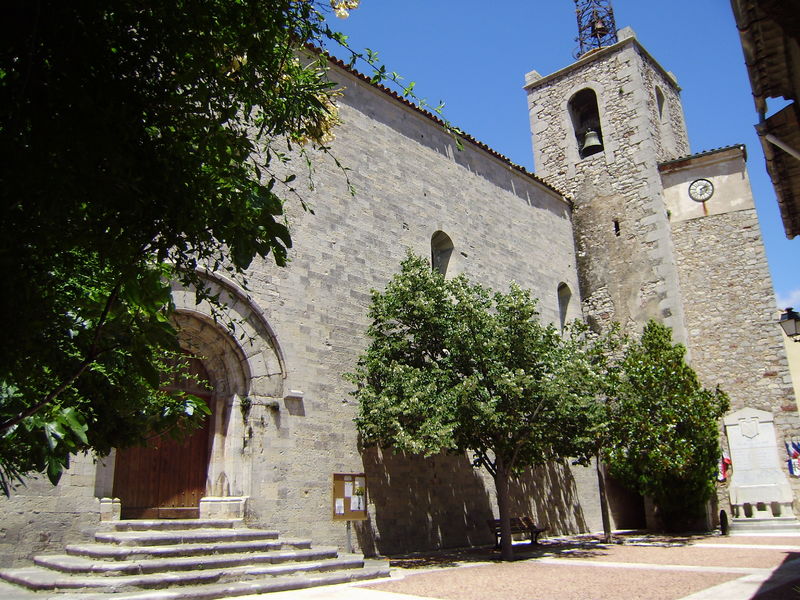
113;358;213;519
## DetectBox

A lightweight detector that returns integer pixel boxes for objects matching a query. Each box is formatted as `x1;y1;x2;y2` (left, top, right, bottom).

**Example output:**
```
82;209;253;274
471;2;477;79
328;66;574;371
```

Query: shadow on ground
387;540;610;568
749;552;800;599
384;531;724;569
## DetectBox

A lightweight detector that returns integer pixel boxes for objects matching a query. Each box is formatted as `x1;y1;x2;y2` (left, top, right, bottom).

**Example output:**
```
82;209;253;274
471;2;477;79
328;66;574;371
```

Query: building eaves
757;104;800;238
657;145;747;171
316;49;569;203
731;0;800;116
730;0;800;238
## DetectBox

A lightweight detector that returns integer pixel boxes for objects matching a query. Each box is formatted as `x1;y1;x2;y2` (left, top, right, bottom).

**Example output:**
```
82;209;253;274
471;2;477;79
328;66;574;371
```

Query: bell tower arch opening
569;88;604;159
655;85;666;120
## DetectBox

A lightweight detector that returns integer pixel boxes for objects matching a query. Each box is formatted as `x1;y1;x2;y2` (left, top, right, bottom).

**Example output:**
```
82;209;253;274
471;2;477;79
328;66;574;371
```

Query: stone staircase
0;519;389;599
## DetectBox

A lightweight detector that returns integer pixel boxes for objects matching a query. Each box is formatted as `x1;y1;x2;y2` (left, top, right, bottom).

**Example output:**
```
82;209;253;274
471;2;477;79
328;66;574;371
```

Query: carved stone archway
95;273;285;519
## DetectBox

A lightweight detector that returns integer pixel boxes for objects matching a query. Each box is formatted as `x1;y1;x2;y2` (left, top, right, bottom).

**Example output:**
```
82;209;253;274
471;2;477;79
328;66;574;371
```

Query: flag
786;441;800;476
718;451;732;481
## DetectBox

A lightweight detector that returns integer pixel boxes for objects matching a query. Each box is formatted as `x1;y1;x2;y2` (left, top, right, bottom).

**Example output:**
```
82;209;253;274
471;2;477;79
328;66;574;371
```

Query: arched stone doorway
96;273;285;519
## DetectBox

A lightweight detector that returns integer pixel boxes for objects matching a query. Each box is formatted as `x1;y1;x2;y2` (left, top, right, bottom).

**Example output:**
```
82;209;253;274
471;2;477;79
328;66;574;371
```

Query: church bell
591;14;609;37
581;129;603;154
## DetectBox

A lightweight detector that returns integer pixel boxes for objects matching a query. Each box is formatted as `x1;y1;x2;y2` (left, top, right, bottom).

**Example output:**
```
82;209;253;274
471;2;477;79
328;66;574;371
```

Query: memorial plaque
723;407;793;512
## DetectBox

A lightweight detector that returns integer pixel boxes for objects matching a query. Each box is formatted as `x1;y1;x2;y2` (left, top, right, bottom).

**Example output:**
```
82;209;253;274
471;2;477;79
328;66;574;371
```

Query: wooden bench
486;516;547;547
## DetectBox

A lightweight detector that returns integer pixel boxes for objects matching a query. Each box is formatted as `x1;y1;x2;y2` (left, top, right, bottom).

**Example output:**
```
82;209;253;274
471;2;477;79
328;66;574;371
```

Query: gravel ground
554;543;798;568
367;561;738;600
361;534;800;600
695;536;800;546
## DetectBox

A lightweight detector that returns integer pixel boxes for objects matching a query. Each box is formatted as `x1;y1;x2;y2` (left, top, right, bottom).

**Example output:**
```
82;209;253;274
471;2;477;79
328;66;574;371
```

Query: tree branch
0;281;122;434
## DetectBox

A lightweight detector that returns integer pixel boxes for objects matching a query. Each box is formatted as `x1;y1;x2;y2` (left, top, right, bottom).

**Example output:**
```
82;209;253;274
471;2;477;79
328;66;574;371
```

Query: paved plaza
261;533;800;600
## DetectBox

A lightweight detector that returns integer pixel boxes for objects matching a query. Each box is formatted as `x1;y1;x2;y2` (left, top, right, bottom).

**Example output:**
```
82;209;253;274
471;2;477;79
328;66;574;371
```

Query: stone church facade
0;26;797;565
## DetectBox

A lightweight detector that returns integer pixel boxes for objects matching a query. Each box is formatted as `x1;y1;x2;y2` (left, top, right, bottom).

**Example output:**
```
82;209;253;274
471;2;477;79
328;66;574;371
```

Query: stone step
730;516;800;533
95;528;280;547
0;555;366;592
65;538;312;561
34;547;339;575
101;519;243;532
53;563;391;600
0;519;390;598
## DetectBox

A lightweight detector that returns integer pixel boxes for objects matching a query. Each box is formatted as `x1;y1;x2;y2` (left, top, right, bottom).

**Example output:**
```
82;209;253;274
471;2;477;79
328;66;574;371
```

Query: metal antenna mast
574;0;618;59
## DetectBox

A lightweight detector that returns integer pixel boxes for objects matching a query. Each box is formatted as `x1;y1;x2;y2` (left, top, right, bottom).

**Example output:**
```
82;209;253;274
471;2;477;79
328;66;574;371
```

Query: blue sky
324;0;799;309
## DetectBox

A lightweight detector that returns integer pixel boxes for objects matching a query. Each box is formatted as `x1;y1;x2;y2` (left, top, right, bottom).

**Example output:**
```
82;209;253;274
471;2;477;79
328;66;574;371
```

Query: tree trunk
596;454;612;543
494;455;514;561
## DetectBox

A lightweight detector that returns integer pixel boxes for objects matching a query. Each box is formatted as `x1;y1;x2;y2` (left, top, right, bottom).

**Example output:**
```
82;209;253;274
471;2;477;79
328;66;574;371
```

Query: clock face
688;178;714;202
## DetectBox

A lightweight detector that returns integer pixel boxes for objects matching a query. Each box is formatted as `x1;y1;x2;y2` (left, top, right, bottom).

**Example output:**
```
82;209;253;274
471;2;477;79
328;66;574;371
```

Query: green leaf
59;407;89;445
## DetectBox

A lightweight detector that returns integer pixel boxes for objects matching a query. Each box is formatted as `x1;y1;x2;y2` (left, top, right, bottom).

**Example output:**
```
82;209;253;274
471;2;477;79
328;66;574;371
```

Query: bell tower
524;4;690;338
525;1;800;527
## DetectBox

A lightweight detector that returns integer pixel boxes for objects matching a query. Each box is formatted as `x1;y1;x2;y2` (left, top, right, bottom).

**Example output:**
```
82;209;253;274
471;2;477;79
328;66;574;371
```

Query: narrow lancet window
655;86;666;121
431;231;454;276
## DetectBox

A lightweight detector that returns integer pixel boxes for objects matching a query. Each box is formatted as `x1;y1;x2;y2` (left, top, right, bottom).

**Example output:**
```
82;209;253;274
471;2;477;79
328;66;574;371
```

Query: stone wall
0;453;101;566
674;208;800;508
236;63;585;554
0;60;588;564
663;148;800;508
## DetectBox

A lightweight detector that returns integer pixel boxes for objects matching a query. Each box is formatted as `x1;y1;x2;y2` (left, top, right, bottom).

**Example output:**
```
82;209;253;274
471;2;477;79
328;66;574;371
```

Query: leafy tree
348;254;610;560
604;320;729;530
0;0;368;493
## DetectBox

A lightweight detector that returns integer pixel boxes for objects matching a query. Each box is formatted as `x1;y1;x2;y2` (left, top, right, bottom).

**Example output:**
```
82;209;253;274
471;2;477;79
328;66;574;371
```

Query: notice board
332;473;367;521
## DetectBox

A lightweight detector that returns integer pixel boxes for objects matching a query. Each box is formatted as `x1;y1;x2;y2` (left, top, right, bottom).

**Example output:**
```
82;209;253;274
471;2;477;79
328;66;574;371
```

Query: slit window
557;283;572;330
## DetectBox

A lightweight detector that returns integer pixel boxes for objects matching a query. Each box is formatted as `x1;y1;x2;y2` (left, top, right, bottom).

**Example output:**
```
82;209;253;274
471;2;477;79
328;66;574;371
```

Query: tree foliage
0;0;362;493
348;254;611;559
604;320;729;528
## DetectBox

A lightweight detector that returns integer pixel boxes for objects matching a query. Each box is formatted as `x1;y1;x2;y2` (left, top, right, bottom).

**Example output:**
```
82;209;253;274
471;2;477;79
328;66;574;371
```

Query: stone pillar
98;497;121;521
